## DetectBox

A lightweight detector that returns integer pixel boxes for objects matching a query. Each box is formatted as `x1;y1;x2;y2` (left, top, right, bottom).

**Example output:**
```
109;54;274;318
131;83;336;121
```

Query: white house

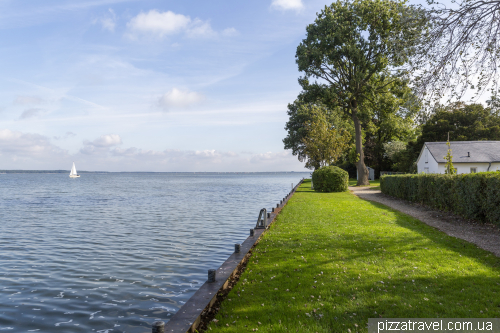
417;141;500;174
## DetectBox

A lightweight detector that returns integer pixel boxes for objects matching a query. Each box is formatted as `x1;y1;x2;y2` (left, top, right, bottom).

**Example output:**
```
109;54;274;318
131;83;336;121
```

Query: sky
0;0;441;172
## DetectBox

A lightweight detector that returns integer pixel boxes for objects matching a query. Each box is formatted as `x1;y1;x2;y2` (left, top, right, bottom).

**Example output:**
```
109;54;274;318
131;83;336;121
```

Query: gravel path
349;186;500;257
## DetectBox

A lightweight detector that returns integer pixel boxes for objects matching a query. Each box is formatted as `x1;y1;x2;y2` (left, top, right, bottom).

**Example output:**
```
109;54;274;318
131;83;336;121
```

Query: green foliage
295;0;425;184
312;166;349;192
443;140;457;174
362;79;421;176
381;172;500;225
420;103;500;143
301;112;352;169
283;100;353;170
393;102;500;173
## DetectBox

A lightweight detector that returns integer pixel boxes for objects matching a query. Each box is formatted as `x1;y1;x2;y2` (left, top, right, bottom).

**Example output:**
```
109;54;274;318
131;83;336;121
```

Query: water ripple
0;172;307;332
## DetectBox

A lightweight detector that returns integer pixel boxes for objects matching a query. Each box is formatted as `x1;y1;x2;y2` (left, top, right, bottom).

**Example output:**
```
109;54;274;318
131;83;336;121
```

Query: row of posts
151;179;303;332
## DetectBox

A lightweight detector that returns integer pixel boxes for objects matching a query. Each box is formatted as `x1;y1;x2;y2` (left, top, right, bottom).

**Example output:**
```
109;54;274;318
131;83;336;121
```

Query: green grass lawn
349;178;380;189
205;179;500;332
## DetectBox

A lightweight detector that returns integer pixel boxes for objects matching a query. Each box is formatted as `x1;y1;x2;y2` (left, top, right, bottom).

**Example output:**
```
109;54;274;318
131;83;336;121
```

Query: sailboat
69;162;80;178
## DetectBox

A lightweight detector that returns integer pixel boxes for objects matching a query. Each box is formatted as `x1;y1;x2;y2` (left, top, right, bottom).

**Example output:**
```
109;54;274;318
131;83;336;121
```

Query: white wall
417;145;439;173
427;162;498;174
449;163;496;174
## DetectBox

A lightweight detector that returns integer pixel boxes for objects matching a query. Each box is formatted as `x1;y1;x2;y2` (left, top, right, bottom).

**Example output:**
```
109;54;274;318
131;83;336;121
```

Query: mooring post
272;207;275;212
250;229;254;236
208;269;216;283
267;212;270;219
152;321;165;333
235;244;241;253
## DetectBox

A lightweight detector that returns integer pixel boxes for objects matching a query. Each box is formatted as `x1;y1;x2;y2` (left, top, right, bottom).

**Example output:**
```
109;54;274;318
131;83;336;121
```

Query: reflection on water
0;172;307;332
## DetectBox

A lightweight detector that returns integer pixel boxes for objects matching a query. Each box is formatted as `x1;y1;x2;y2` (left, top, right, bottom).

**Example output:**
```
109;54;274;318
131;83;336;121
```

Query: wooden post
152;321;165;333
208;269;216;283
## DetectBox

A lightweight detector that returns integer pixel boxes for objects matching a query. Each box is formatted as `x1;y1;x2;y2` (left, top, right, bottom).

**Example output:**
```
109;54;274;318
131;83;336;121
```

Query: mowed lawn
206;179;500;332
348;178;380;190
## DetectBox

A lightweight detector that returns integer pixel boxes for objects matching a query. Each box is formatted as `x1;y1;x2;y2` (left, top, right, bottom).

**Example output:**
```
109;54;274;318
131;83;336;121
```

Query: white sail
69;162;80;178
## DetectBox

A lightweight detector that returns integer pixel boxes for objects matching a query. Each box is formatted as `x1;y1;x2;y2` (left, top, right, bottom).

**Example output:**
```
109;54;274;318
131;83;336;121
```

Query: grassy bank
205;179;500;332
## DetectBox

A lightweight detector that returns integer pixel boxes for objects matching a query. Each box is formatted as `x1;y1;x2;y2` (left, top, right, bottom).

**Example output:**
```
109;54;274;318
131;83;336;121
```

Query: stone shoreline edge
160;178;305;333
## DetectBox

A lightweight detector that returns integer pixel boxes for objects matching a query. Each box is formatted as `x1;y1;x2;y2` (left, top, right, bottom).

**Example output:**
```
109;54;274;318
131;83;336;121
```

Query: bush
380;172;500;226
312;166;349;192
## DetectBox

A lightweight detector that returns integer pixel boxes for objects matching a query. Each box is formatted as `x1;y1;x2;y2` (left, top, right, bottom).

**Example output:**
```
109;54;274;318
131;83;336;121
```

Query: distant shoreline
0;170;307;174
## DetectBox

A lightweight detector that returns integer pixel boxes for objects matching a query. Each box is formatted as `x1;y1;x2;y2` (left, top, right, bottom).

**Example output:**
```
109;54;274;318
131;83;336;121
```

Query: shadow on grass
211;187;500;332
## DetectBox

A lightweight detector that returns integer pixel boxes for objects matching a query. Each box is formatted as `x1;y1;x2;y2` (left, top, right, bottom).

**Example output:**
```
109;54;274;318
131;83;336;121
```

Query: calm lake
0;172;308;333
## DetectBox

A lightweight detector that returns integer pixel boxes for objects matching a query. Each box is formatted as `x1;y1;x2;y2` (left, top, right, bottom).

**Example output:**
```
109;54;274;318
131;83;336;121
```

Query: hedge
312;166;349;192
380;172;500;225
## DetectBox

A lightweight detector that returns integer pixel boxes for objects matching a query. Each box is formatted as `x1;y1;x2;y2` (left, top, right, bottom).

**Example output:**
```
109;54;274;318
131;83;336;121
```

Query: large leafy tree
295;0;425;185
301;111;352;169
418;103;500;144
363;77;420;175
283;100;353;170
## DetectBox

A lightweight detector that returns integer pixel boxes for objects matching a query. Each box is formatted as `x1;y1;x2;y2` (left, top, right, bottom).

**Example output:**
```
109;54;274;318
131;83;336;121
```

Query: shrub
312;166;349;192
380;172;500;226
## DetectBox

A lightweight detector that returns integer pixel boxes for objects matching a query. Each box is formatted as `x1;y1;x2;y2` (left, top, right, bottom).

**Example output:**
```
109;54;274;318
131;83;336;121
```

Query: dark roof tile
426;141;500;163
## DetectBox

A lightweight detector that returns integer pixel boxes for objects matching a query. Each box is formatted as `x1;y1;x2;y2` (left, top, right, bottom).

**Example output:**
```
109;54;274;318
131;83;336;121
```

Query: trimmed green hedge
312;166;349;192
380;172;500;225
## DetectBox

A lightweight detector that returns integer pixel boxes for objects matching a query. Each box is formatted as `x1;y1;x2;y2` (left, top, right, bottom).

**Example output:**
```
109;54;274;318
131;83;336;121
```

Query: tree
412;0;500;104
444;138;457;175
399;102;500;171
301;112;352;169
283;100;353;170
295;0;425;185
383;141;407;160
362;78;420;176
418;103;500;143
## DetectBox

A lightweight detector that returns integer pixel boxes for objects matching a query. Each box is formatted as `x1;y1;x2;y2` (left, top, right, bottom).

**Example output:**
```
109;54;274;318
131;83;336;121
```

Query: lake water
0;172;308;333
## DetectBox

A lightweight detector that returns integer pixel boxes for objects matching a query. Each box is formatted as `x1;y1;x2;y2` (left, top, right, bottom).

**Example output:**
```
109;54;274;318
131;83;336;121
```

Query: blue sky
0;0;432;172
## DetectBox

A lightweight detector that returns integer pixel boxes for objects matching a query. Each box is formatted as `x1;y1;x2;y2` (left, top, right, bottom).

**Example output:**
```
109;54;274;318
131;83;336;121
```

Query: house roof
425;141;500;163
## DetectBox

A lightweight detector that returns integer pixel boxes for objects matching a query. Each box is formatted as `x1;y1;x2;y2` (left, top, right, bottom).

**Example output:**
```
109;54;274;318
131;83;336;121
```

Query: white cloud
19;108;43;119
0;128;305;171
81;134;122;154
250;151;290;163
158;88;204;110
14;95;44;105
271;0;304;10
126;10;191;38
125;10;226;39
186;19;215;38
0;129;68;164
53;132;77;140
92;8;117;32
222;27;239;37
87;134;122;147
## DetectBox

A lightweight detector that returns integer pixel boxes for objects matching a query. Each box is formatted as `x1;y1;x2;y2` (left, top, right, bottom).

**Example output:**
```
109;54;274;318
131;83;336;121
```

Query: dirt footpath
349;186;500;257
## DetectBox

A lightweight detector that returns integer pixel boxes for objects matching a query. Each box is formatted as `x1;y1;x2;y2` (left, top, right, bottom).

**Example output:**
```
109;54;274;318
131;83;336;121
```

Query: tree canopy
301;112;352;169
283;100;353;170
295;0;425;184
418;103;500;144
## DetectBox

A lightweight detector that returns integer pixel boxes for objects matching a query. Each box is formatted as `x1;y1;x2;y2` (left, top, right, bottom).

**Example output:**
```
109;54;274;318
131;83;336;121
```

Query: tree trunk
352;112;369;186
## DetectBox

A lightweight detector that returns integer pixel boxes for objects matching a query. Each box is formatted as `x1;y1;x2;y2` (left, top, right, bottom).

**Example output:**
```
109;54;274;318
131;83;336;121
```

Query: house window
424;167;429;173
470;167;477;173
